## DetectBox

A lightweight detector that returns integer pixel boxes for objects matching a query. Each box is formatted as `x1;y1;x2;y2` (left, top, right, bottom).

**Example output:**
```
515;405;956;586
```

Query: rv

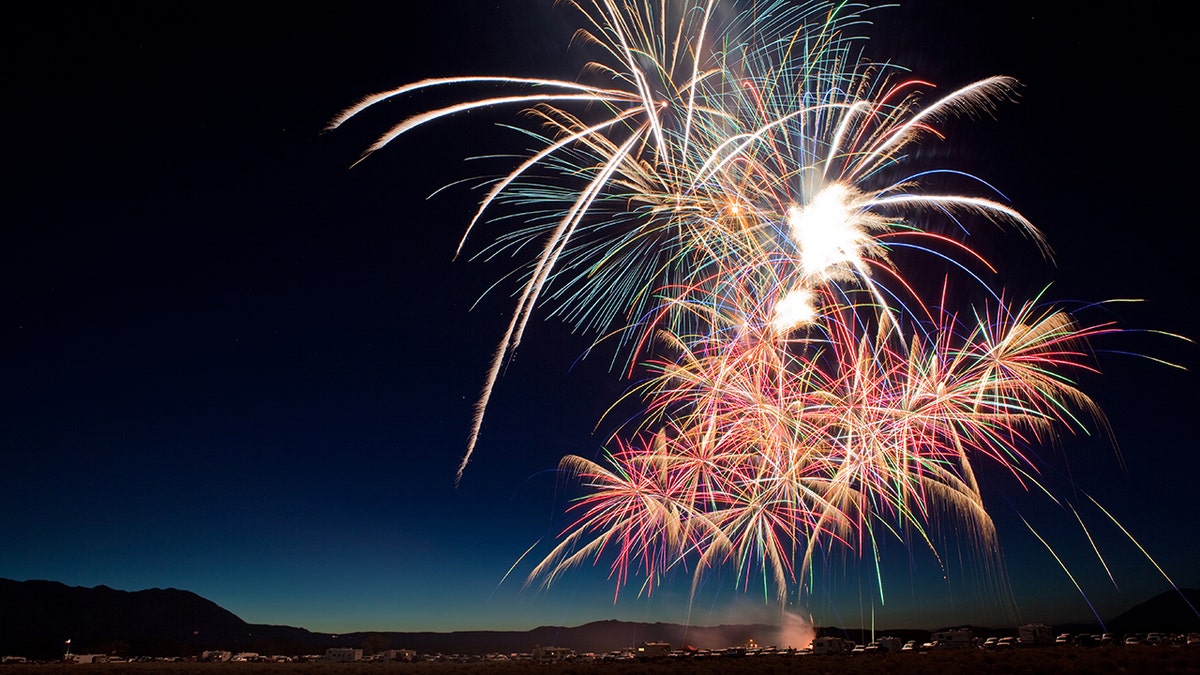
324;648;363;662
636;642;671;659
932;628;974;648
812;636;853;654
1018;623;1054;645
874;636;904;652
533;645;575;662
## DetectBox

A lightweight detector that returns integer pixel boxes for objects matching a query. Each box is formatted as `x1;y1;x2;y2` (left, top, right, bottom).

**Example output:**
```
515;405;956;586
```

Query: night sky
3;2;1196;635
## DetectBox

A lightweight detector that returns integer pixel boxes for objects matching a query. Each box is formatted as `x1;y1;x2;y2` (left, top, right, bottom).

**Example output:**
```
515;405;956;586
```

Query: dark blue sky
3;1;1196;634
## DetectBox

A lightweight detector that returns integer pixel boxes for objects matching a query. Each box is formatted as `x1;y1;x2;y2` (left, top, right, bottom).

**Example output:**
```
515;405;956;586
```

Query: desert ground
4;646;1200;675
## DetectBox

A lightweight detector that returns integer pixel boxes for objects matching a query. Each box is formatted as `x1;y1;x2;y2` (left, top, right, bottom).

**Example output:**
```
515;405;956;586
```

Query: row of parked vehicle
1049;631;1200;647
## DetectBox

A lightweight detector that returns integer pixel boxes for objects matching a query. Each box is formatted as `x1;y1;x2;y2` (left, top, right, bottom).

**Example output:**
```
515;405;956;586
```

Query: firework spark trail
557;285;1115;602
336;0;1186;614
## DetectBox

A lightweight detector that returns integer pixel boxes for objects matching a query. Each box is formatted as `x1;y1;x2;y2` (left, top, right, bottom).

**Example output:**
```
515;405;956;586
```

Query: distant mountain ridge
1107;587;1200;634
2;579;1197;660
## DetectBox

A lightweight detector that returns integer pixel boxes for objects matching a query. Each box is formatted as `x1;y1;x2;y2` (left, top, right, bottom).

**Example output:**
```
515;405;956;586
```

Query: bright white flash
771;287;816;333
788;183;871;281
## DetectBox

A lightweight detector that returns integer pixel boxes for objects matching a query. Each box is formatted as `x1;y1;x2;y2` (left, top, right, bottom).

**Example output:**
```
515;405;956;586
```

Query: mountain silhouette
0;579;318;659
1106;587;1200;634
3;578;1197;660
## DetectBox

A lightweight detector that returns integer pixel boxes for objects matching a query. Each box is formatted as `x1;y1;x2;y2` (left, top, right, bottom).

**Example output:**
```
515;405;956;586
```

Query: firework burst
334;0;1188;616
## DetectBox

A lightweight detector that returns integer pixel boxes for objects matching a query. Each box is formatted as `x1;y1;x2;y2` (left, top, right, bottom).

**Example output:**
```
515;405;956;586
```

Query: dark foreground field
4;648;1200;675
